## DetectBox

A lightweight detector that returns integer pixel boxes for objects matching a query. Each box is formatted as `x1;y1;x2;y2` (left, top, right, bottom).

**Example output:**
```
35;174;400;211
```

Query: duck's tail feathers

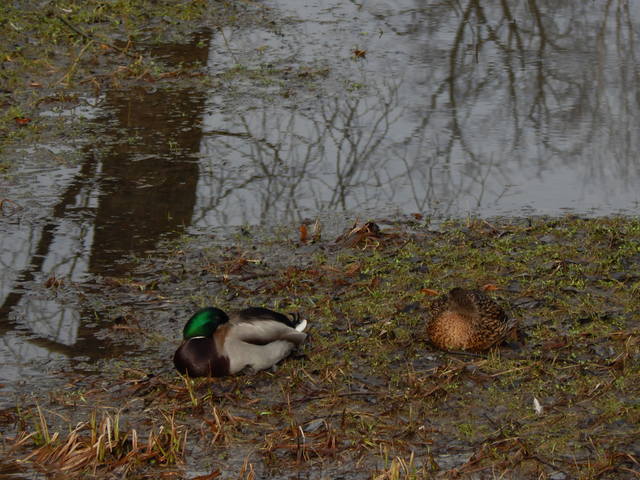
295;319;308;332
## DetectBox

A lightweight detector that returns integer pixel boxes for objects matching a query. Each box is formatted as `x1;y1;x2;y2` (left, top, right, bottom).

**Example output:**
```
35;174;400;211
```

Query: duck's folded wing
228;320;307;345
502;316;519;336
231;307;299;328
427;295;449;321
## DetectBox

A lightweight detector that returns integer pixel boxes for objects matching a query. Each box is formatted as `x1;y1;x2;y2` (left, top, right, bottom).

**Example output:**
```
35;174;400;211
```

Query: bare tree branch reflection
393;0;640;212
195;81;403;226
196;0;640;223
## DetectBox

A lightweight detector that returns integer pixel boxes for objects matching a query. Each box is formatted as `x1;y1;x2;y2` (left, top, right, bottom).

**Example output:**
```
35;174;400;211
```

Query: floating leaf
44;276;64;288
299;224;308;243
353;48;367;59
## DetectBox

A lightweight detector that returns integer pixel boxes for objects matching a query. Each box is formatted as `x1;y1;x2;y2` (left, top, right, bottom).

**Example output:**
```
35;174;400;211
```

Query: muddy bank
1;216;639;478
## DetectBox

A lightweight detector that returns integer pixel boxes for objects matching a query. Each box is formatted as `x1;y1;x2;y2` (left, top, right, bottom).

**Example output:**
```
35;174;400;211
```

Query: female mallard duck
426;287;516;352
173;307;308;377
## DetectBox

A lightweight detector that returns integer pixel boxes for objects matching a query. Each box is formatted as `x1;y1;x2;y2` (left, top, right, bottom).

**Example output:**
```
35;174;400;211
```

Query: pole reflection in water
0;31;212;401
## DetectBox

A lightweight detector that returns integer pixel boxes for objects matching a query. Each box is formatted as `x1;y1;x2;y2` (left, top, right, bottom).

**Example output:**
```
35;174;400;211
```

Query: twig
216;25;239;64
203;130;251;138
292;391;382;404
57;40;94;86
528;455;567;475
56;15;135;58
445;349;487;359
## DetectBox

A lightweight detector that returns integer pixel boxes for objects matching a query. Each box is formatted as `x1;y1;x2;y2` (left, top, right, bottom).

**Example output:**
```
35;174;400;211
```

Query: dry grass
8;408;186;476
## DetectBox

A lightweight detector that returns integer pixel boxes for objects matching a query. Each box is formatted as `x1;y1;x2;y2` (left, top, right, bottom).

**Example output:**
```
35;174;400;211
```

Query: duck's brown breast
427;311;475;350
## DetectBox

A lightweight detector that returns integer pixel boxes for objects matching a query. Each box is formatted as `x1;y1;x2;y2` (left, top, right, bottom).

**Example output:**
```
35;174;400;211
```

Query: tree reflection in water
193;0;640;225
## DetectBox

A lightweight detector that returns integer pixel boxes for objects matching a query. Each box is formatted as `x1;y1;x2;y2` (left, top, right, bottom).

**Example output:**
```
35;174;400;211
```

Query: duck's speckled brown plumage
426;287;516;352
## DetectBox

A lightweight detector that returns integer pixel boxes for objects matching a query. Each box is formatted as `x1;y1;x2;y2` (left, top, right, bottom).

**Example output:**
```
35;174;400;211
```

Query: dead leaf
311;219;322;241
335;220;382;247
420;288;440;296
353;49;367;59
191;470;221;480
44;276;64;288
225;256;249;274
0;198;22;217
14;117;31;126
299;224;308;243
541;336;568;351
343;263;361;276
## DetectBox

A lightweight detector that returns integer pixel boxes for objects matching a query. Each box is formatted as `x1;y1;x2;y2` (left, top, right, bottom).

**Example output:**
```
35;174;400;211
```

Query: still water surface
1;0;639;398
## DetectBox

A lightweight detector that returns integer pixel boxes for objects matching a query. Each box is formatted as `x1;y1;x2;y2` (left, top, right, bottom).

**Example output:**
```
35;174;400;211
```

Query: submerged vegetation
1;216;639;478
0;0;268;154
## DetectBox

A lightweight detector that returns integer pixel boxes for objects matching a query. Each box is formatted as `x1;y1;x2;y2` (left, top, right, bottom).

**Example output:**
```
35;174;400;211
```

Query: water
191;0;640;225
1;1;640;399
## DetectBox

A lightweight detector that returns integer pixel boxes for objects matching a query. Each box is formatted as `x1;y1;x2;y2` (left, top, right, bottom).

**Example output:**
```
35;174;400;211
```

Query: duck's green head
183;307;229;339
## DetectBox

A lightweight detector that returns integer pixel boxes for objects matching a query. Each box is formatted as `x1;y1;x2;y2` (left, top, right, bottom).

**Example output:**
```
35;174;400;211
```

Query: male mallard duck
173;307;308;377
426;287;516;352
